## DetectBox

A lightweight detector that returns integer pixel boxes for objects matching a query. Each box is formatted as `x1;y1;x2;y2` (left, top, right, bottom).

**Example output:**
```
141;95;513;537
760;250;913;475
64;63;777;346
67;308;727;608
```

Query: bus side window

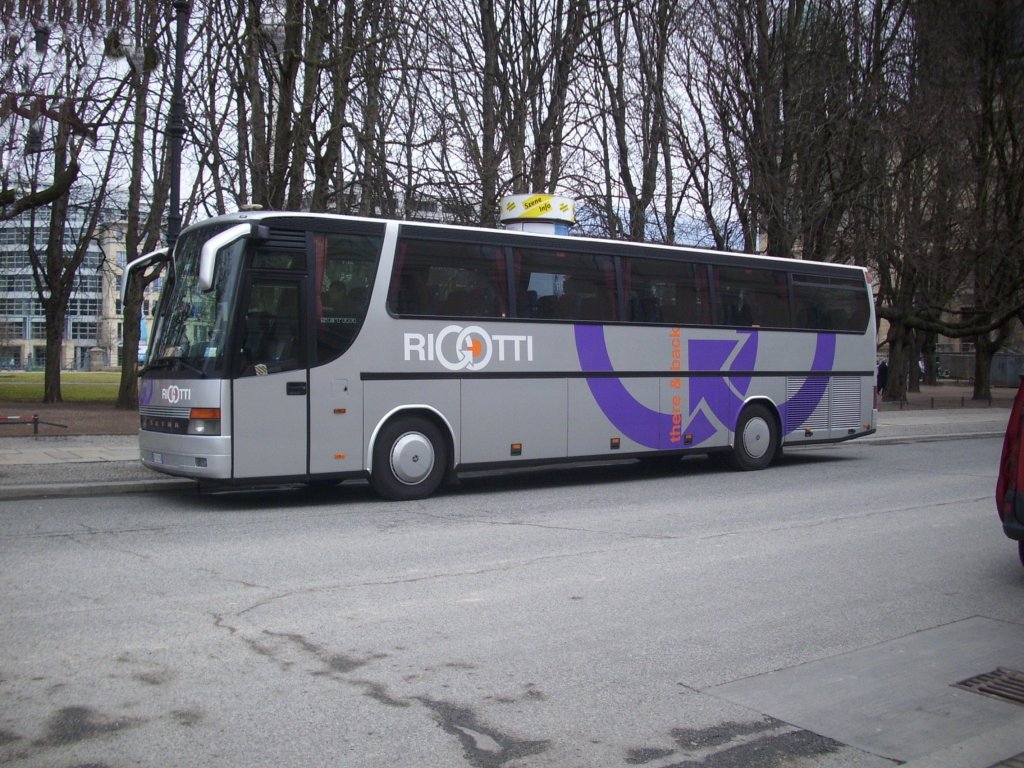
316;231;384;364
793;276;830;330
389;240;506;319
393;270;427;314
829;279;870;332
715;266;790;328
625;256;709;326
513;248;615;322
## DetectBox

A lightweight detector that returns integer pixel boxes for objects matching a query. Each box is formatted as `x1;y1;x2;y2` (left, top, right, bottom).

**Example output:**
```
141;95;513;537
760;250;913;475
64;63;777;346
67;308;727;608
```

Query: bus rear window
792;274;869;332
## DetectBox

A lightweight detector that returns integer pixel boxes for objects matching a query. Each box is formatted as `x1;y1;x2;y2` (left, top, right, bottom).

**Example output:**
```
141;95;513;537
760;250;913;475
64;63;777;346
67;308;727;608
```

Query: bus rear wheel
371;416;447;501
730;403;779;471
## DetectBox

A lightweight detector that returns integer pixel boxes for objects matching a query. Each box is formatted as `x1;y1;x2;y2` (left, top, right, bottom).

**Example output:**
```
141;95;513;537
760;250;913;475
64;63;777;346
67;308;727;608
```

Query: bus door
232;275;309;479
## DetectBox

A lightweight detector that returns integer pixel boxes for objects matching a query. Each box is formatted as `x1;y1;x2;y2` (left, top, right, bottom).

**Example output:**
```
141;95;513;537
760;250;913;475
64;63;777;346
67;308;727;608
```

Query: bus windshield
146;224;241;378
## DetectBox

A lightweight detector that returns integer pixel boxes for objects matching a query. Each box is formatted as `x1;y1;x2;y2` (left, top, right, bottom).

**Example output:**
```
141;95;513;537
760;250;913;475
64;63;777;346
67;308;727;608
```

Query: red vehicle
996;375;1024;568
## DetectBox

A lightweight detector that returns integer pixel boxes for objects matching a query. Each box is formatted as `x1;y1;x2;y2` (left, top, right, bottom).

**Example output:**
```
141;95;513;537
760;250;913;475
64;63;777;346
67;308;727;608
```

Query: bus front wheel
730;403;779;471
371;416;447;501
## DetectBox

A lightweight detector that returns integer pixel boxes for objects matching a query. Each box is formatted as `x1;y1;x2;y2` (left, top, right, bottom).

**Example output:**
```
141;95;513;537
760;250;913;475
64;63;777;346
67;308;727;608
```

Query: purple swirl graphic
574;326;835;449
139;377;155;406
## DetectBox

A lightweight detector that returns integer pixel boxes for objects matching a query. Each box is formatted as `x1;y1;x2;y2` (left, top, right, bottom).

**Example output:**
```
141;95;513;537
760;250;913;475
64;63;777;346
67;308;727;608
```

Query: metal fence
936;353;1024;387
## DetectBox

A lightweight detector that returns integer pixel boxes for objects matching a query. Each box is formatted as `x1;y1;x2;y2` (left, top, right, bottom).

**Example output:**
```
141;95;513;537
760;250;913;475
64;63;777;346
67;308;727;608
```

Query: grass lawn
0;371;121;402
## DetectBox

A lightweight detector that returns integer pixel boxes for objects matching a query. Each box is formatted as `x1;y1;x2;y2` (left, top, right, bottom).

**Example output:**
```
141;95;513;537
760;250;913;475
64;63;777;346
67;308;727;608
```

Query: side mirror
198;222;270;291
122;247;168;304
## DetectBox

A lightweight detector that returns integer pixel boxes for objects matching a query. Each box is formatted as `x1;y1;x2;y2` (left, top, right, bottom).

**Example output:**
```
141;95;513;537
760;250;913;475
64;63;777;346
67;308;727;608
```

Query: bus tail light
188;407;221;435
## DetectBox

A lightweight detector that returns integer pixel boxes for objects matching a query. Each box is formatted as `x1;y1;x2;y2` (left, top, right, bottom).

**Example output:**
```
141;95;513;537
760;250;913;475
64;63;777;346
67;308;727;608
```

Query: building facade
0;208;154;370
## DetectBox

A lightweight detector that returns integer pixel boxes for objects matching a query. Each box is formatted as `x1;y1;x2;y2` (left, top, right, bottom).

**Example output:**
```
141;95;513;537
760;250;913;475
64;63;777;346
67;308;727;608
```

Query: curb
0;477;196;502
859;430;1005;446
898;721;1024;768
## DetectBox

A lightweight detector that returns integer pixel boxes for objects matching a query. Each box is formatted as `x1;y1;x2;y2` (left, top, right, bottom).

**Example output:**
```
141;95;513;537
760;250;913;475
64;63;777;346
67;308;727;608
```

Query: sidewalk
0;433;193;500
878;381;1017;412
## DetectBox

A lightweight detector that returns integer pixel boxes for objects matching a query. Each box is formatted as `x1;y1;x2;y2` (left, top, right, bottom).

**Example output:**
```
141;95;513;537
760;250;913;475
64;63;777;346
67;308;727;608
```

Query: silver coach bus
125;212;876;500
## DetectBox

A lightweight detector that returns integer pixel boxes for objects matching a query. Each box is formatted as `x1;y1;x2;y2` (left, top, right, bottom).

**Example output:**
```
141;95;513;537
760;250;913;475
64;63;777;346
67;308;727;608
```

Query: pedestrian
877;360;889;394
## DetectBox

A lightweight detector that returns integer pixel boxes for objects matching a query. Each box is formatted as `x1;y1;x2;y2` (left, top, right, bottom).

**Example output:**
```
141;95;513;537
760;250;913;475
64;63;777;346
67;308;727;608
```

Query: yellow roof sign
500;194;575;223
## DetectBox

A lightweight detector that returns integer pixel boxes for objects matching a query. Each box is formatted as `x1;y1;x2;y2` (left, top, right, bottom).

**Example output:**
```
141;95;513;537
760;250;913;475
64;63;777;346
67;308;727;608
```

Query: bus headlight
187;407;221;435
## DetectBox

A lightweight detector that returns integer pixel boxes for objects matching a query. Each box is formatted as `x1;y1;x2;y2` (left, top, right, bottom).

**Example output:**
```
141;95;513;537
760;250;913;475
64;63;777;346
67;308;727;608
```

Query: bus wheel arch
369;409;453;500
729;400;781;471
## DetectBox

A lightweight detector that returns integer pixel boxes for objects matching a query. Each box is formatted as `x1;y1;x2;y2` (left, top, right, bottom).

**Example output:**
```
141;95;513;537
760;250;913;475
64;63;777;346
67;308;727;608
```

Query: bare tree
502;0;590;194
0;18;87;219
111;1;176;408
873;1;1024;401
419;0;506;224
418;0;591;225
678;0;910;258
962;0;1024;398
666;5;747;251
580;0;678;242
6;17;128;402
186;0;390;215
7;0;1020;409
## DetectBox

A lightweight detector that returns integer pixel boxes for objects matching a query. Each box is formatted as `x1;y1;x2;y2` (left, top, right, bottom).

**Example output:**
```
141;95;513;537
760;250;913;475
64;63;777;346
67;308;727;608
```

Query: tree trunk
116;280;145;409
972;347;992;401
39;133;73;404
478;0;501;226
907;329;922;393
43;303;65;403
882;321;910;403
972;325;1009;401
117;60;150;409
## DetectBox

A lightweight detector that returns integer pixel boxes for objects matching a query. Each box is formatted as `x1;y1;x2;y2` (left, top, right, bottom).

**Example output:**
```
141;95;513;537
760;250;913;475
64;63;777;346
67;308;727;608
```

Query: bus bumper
139;431;232;479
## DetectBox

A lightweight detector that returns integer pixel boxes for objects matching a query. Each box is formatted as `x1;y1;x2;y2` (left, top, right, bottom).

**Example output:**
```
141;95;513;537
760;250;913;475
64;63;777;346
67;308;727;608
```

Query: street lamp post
166;0;190;251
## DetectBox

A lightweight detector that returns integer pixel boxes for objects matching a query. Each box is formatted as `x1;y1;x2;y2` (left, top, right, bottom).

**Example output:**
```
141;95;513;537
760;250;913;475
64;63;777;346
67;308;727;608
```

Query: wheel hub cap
390;432;435;485
742;418;771;459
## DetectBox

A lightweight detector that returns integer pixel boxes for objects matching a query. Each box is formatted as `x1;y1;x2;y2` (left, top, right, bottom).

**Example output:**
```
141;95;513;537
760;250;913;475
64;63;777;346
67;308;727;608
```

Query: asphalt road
1;437;1022;767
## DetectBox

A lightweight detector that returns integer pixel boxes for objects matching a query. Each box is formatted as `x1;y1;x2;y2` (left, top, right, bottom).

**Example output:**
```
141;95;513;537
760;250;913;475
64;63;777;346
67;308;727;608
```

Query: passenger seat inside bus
242;310;274;362
267;319;296;363
324;281;348;315
536;295;558;318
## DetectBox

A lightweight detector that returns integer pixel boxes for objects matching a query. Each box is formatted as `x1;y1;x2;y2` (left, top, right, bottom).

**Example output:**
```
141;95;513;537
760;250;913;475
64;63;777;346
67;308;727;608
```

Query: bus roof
182;210;868;279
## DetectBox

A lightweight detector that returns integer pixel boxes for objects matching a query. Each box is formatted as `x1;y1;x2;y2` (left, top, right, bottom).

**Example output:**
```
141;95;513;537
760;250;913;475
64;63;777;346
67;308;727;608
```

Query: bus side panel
463;378;567;463
831;331;876;435
363;379;461;468
308;368;362;476
569;377;662;455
